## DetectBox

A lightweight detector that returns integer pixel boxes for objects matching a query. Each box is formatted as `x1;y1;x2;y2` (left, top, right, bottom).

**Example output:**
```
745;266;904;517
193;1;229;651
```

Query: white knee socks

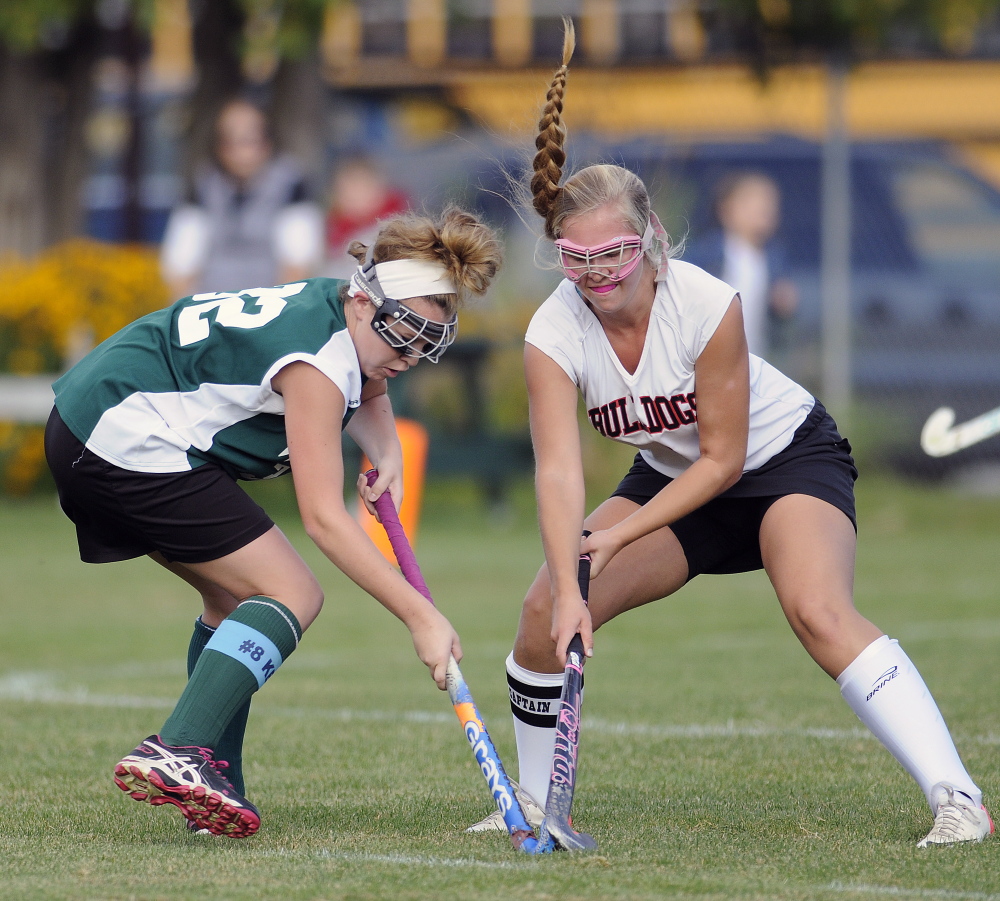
507;637;980;817
837;635;981;812
506;652;565;809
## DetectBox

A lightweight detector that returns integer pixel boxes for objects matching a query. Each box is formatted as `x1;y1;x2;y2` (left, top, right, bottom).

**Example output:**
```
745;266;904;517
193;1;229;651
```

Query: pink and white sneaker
114;735;259;838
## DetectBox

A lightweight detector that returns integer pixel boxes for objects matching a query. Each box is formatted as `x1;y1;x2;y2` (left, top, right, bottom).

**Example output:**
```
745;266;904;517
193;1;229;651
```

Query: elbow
535;462;582;494
299;502;349;547
720;465;743;493
710;453;745;494
301;515;326;547
722;447;748;491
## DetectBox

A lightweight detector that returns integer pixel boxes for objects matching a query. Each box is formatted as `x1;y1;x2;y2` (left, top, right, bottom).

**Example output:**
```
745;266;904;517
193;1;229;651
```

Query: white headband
360;259;456;299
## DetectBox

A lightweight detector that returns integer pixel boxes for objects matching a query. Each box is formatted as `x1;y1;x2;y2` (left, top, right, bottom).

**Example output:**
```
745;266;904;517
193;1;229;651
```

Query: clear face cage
353;256;458;363
554;234;646;284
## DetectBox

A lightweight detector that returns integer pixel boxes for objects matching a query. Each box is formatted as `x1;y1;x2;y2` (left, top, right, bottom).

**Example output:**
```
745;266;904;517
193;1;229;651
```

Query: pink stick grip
364;469;434;604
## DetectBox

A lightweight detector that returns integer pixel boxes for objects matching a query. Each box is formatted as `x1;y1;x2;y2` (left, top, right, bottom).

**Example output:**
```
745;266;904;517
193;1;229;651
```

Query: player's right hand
410;608;462;690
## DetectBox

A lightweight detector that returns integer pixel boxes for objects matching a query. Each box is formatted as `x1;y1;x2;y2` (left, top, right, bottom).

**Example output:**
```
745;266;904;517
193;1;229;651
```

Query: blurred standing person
685;172;798;361
324;154;410;279
161;99;324;298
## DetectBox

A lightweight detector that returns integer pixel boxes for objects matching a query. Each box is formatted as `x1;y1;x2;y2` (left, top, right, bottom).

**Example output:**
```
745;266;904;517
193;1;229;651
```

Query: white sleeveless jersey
524;259;814;479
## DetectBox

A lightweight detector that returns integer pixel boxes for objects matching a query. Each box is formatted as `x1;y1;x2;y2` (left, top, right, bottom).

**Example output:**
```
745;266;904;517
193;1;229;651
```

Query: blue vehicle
460;135;1000;474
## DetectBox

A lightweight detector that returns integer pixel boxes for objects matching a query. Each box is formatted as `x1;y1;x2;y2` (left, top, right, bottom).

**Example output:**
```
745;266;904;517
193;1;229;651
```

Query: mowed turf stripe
279;849;527;870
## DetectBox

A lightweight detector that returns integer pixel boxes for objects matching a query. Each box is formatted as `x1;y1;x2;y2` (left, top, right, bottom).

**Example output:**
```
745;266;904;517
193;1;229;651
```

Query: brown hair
530;19;666;261
346;206;503;316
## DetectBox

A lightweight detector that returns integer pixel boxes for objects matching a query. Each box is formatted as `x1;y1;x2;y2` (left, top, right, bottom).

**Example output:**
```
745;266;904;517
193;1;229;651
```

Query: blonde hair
346;206;503;317
530;19;668;264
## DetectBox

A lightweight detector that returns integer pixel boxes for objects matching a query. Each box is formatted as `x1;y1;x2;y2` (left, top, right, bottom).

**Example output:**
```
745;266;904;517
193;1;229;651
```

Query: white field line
3;669;1000;748
827;883;1000;901
0;671;173;709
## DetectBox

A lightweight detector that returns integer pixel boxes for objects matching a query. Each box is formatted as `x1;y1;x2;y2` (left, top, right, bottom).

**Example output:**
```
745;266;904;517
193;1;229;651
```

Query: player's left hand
580;528;622;579
357;464;404;521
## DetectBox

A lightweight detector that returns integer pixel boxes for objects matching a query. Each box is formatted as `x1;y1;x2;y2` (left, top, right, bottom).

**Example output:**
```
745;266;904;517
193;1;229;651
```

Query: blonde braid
531;18;576;238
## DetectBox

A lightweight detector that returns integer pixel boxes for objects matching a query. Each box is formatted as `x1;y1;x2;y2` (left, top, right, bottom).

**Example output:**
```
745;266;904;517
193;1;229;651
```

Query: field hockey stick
536;535;598;853
364;470;540;853
921;404;1000;457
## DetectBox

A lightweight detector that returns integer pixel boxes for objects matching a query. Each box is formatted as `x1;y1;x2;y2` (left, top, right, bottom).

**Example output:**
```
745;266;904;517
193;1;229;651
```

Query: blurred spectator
685;171;798;360
160;99;324;298
323;154;410;279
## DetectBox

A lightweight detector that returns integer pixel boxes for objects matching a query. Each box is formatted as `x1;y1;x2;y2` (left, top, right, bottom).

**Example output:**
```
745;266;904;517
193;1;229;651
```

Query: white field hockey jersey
524;260;814;479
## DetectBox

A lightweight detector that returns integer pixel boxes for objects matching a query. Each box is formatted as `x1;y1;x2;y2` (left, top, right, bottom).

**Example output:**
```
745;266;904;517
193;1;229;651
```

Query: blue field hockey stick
365;470;540;853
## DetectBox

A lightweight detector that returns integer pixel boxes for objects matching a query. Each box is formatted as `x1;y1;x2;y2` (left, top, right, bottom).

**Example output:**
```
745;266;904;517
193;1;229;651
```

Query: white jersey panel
525;259;814;479
86;328;362;473
261;328;362;408
87;384;280;472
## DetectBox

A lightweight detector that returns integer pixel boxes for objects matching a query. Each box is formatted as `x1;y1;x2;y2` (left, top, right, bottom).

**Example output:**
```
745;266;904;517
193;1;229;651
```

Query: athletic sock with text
507;652;566;810
162;598;301;754
838;635;981;811
187;617;251;795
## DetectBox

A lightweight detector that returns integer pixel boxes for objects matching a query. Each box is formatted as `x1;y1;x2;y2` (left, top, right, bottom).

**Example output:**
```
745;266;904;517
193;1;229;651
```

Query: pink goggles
555;233;648;284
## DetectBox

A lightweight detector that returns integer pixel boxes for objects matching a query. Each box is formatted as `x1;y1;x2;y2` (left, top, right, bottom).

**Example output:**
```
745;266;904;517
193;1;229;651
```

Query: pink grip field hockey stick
535;535;598;852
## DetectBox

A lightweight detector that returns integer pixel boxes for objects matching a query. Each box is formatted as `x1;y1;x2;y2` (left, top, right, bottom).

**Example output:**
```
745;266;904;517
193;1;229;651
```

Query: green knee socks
161;597;301;786
185;617;251;794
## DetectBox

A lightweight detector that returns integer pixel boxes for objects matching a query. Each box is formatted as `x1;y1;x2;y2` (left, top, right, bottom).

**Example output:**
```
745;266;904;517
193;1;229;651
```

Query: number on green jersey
177;283;306;347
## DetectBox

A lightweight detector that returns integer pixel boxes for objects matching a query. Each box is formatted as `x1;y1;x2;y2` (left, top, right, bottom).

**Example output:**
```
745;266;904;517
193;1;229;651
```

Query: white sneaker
917;784;994;848
466;781;545;833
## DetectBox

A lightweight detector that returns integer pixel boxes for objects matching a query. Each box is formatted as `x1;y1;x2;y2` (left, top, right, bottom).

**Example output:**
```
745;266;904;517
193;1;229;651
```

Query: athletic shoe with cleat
917;784;994;848
466;780;545;833
114;735;260;838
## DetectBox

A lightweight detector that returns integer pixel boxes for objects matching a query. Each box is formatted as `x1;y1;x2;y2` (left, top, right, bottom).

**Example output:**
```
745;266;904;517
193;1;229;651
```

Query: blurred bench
0;376;55;422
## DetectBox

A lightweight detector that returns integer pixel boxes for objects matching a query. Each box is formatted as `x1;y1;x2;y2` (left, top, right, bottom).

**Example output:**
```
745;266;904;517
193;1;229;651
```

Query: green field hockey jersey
53;279;363;481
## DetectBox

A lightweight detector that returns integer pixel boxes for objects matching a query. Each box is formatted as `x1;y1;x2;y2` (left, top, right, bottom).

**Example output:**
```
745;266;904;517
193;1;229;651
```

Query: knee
512;581;560;672
298;580;325;628
270;575;324;631
784;594;853;646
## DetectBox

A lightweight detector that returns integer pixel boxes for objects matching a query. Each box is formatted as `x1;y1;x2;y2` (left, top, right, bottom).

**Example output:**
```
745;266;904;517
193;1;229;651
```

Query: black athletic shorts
44;407;275;565
610;400;857;580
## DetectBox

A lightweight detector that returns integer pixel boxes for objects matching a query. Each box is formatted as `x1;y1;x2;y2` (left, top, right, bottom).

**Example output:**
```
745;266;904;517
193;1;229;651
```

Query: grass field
2;474;1000;900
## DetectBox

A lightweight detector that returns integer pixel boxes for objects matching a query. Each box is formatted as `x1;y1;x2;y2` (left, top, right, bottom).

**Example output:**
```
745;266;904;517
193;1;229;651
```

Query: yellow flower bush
0;239;169;494
0;239;168;370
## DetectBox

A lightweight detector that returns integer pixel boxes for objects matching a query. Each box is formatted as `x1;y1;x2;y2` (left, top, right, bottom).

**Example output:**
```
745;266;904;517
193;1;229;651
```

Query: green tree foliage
0;1;96;51
241;0;330;61
0;0;334;58
714;0;1000;64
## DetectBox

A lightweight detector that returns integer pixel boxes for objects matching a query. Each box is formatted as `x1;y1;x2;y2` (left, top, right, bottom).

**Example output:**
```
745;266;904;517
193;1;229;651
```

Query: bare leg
759;494;882;678
149;552;241;628
761;494;984;831
503;496;688;805
154;525;325;630
148;526;322;796
514;495;689;672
